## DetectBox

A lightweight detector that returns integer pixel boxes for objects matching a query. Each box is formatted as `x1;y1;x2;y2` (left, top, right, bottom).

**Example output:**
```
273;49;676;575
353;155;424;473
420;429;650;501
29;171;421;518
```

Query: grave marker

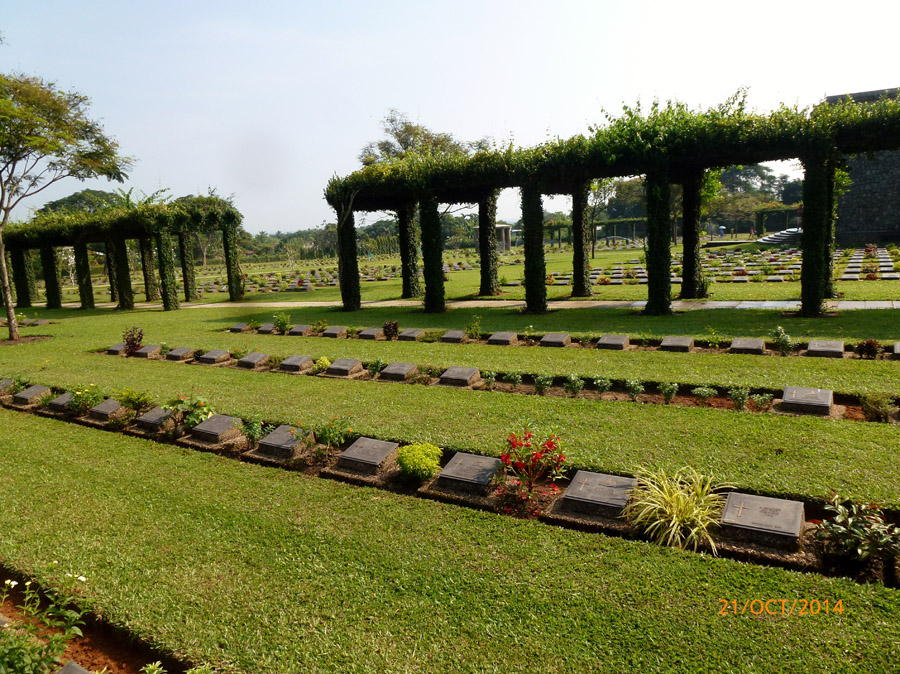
13;385;50;406
806;340;844;358
89;398;123;421
337;437;399;474
487;331;518;346
288;324;312;336
436;452;501;494
399;328;424;342
237;352;269;369
191;414;242;443
228;323;249;333
326;358;363;377
729;338;765;355
322;326;348;338
358;327;385;340
560;471;636;517
166;347;195;361
106;343;127;356
596;334;629;350
48;391;73;413
540;333;571;347
134;344;161;358
439;366;481;387
257;323;276;334
440;329;466;343
781;386;833;415
256;424;302;460
720;492;804;551
660;336;694;352
136;406;173;432
280;355;312;372
198;349;230;364
379;362;417;381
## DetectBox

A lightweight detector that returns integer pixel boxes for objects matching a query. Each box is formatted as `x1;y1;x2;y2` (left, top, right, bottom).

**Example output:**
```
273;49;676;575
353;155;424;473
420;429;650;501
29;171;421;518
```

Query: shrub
242;413;274;447
562;374;584;397
728;387;750;411
115;387;155;413
749;393;774;412
691;386;717;404
230;346;249;360
482;370;497;390
311;319;328;335
366;357;387;377
704;328;722;349
623;466;732;554
397;443;442;481
311;356;331;374
772;326;795;357
534;374;554;396
624;379;644;401
383;320;399;340
815;492;900;562
855;339;881;359
860;393;896;423
69;384;105;416
315;417;352;449
503;371;523;388
122;326;143;356
592;376;612;393
658;382;679;404
164;393;215;428
273;312;291;334
499;427;566;496
464;314;482;340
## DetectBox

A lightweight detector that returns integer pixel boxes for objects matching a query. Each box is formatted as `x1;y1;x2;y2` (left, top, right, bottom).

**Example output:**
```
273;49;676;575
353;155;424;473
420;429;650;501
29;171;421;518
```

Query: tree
587;178;615;256
359;109;490;166
0;73;131;339
778;176;804;205
36;188;121;214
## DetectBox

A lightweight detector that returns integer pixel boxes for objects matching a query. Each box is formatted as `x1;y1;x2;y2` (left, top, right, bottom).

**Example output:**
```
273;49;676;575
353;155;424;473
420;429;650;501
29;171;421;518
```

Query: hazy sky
4;1;900;233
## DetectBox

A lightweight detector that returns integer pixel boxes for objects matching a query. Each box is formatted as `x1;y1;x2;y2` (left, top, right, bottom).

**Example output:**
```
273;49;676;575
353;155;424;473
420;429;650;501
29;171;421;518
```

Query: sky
4;0;900;234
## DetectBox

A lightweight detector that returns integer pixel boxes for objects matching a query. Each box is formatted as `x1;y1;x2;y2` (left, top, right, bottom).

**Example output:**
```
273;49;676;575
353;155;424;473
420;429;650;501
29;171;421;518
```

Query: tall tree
36;188;121;214
0;73;131;339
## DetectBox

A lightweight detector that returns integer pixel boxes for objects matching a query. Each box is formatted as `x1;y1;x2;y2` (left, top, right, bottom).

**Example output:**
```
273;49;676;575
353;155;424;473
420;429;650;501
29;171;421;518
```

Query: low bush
855;339;881;359
563;374;584;397
503;371;523;388
482;370;497;390
242;413;274;447
658;382;678;404
164;393;215;428
273;312;291;335
396;443;442;482
749;393;774;412
772;326;795;357
728;387;750;412
69;384;105;416
311;356;331;374
592;376;612;393
625;379;644;401
366;357;387;377
383;321;399;340
115;387;155;414
691;386;717;404
123;326;143;356
860;393;895;423
534;374;554;396
464;315;482;340
815;492;900;562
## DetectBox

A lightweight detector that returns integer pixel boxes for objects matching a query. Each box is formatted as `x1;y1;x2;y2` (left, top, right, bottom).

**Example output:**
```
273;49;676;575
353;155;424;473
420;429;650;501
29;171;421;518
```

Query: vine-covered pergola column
112;235;134;310
105;240;119;303
571;180;591;297
221;226;245;302
800;152;831;317
139;236;160;301
679;170;703;299
156;230;179;311
478;190;500;296
397;202;420;299
335;207;361;310
644;170;673;316
39;246;62;310
177;233;198;301
521;184;547;313
420;195;445;313
10;248;32;308
73;242;94;309
823;159;838;300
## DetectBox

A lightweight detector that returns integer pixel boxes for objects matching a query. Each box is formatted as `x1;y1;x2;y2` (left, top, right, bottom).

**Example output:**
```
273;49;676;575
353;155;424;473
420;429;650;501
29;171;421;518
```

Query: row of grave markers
0;377;805;553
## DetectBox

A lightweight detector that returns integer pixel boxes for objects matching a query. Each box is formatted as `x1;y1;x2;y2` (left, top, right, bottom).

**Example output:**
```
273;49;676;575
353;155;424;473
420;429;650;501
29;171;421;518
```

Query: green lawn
3;307;900;505
1;409;898;674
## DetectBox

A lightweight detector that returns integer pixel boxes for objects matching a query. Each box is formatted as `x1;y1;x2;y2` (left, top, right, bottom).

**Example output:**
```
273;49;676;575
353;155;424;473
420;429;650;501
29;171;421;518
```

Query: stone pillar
73;242;94;309
521;184;547;314
644;170;673;316
113;236;134;310
10;248;32;308
800;153;830;317
39;246;62;310
105;240;118;303
156;231;179;311
178;233;198;301
397;202;420;299
478;191;500;296
419;195;445;313
335;207;360;310
571;180;591;297
680;171;703;299
222;227;245;302
139;236;160;301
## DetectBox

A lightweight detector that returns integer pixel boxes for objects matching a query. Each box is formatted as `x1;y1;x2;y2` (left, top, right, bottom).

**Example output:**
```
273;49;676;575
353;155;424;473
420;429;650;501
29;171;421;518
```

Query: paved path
68;299;900;311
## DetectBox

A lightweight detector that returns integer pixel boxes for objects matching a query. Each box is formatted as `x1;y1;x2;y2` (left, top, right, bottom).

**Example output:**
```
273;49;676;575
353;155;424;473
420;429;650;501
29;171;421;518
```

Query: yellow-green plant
396;442;442;481
623;466;732;554
311;356;331;374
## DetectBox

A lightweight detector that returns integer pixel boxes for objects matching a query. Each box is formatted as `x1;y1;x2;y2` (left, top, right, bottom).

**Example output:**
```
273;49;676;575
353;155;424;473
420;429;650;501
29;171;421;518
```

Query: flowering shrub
164;393;215;428
383;320;399;340
496;428;565;518
69;383;105;415
122;326;143;356
815;492;900;562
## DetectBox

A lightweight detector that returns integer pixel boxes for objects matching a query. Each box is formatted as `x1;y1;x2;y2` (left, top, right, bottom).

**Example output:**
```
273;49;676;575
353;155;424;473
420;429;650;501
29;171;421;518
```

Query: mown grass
3;309;900;505
1;409;898;674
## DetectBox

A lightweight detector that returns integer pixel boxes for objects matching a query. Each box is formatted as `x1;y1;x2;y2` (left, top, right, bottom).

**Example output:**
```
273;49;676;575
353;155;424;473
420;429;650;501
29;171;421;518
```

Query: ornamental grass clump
397;442;442;482
623;467;732;554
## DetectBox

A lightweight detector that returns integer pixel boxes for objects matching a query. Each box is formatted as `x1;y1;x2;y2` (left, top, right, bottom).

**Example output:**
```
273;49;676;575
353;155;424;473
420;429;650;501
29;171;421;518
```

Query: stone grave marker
540;333;571;347
806;340;844;358
136;406;173;432
192;414;242;443
48;392;73;413
237;352;269;369
166;347;195;361
326;358;363;377
106;343;127;356
660;336;694;352
89;398;123;421
337;437;399;475
0;378;13;394
720;492;804;551
893;342;900;359
435;452;501;494
280;355;312;372
13;385;50;406
198;349;230;364
288;324;312;336
57;662;92;674
441;329;466;343
399;328;424;342
257;323;276;334
256;424;302;460
781;386;833;415
439;366;481;387
596;334;629;350
560;471;636;517
228;323;249;333
134;344;161;359
322;325;348;338
766;276;784;282
379;362;417;381
358;327;385;340
487;331;518;346
729;338;765;355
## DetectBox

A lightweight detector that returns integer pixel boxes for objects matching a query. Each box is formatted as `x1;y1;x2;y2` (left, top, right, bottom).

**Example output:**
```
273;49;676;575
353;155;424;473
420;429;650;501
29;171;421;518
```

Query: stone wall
835;150;900;242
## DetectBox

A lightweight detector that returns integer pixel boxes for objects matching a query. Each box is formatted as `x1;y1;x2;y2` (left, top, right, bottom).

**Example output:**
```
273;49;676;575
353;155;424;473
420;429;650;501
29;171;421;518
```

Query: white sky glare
4;0;899;233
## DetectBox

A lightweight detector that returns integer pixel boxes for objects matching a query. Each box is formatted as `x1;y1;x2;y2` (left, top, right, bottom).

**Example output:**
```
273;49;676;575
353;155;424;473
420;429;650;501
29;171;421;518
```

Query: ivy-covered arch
326;95;900;317
4;197;244;311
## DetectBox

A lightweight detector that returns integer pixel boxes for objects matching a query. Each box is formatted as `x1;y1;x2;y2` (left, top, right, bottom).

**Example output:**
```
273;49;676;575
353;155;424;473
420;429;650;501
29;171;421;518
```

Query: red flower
500;453;511;465
514;461;526;471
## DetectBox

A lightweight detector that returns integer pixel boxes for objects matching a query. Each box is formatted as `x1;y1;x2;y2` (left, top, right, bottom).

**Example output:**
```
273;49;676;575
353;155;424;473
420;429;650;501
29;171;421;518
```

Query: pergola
325;95;900;317
3;196;244;311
